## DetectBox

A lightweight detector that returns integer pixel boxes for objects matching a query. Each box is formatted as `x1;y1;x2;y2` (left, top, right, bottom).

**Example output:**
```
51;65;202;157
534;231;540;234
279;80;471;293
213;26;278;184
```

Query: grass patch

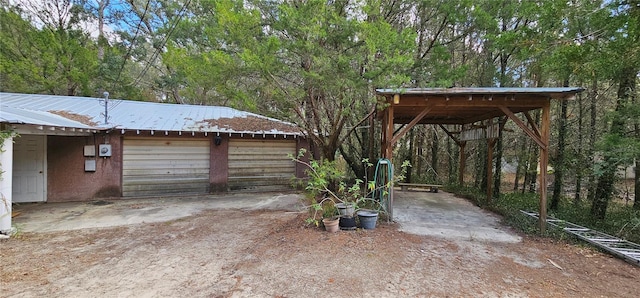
447;184;640;243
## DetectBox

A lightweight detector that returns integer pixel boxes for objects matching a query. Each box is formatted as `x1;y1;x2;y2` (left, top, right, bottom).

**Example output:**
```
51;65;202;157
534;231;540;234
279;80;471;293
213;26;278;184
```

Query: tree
244;0;415;161
0;1;98;95
591;1;640;219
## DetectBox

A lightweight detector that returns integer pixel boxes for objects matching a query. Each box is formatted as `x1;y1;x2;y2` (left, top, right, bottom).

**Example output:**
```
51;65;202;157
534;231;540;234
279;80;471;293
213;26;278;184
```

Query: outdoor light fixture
215;135;222;146
393;94;400;104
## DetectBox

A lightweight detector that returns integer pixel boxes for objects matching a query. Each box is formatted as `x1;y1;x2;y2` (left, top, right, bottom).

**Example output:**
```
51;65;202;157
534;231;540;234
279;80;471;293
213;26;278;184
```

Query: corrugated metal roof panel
0;106;95;129
0;92;302;135
376;87;584;96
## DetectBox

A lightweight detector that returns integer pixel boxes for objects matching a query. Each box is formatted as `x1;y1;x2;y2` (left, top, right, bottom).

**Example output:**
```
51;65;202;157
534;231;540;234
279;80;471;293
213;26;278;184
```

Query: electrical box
83;145;95;157
85;159;96;172
99;144;112;157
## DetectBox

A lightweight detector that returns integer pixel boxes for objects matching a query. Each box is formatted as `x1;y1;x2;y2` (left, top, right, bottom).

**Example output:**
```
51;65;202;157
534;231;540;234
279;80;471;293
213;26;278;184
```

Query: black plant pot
339;215;357;230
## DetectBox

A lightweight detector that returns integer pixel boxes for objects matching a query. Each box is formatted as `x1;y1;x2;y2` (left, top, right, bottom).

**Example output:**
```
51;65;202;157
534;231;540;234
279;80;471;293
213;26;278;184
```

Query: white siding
228;139;296;191
123;138;210;196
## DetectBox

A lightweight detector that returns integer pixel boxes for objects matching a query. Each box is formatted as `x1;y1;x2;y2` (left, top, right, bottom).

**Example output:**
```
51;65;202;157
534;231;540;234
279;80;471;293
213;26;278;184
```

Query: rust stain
198;115;300;134
49;110;98;126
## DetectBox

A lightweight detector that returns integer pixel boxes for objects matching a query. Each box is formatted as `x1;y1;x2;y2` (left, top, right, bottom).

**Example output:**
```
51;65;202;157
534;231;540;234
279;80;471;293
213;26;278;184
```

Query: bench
397;183;442;193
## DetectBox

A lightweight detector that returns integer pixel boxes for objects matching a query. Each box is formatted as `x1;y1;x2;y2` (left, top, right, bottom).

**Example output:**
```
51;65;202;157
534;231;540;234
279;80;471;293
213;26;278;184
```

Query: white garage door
228;139;296;191
123;138;210;196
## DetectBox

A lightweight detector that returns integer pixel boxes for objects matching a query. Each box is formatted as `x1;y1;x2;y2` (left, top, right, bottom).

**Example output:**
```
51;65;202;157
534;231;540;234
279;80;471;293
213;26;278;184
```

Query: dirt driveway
2;191;639;297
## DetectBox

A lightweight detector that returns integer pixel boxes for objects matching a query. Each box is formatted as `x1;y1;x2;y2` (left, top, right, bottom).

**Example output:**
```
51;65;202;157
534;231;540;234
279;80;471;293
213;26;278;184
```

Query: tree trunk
514;135;527;191
587;78;598;201
447;135;456;184
493;117;506;198
575;89;584;204
523;111;541;194
635;157;640;210
430;128;439;183
407;129;414;183
551;79;570;211
591;67;635;219
479;139;488;192
634;86;640;210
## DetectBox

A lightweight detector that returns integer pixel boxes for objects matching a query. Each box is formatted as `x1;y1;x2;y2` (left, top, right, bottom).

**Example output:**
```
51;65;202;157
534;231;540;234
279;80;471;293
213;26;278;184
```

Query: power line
132;0;192;88
112;0;151;90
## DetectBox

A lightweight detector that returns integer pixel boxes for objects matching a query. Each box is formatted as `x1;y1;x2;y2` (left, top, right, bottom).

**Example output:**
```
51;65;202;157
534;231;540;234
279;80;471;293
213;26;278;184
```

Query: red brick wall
47;134;122;202
209;134;229;192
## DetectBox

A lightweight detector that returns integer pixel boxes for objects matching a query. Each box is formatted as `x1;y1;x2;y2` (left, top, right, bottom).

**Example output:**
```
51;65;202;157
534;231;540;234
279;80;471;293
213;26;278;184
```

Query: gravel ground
2;206;639;297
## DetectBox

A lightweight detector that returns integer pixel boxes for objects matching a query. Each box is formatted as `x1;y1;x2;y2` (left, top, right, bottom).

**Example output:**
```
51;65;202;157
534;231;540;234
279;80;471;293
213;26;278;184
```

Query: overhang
375;87;586;233
376;87;584;125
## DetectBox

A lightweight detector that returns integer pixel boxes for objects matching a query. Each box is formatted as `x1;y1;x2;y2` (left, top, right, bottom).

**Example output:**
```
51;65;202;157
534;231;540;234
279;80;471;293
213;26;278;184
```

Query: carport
375;87;584;232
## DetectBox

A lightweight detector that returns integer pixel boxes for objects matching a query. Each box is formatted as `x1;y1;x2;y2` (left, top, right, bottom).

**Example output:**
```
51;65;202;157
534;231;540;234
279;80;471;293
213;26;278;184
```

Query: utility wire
131;0;192;88
112;0;151;90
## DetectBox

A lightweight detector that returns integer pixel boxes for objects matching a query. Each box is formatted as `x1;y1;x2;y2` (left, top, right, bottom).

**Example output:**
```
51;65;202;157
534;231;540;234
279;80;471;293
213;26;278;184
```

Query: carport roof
376;87;587;233
376;87;584;125
0;92;302;136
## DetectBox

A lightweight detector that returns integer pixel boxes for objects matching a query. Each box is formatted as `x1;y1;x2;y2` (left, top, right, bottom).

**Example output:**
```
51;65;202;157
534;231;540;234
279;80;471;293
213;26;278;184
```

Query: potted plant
321;201;340;233
290;149;409;231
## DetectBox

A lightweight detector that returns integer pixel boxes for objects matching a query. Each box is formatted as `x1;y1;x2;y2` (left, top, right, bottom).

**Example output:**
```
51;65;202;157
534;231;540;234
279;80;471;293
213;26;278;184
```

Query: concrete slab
394;190;522;243
12;192;305;233
12;190;522;244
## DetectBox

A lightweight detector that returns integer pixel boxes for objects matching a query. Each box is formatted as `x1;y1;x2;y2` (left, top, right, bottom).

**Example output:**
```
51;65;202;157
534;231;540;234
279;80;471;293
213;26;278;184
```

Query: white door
12;135;46;202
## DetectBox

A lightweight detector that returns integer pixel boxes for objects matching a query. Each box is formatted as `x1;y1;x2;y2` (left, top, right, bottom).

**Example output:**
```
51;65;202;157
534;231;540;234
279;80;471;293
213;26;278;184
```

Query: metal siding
122;138;210;196
228;139;296;191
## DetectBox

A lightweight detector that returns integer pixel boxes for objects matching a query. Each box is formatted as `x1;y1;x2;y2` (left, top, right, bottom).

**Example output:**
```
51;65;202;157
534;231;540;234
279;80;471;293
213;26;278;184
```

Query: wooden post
458;141;466;185
538;99;551;233
384;102;394;160
380;106;387;158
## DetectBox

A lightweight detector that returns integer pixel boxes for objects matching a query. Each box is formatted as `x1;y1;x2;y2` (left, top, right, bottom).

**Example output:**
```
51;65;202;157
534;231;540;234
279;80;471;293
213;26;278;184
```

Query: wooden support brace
391;106;433;145
498;106;545;149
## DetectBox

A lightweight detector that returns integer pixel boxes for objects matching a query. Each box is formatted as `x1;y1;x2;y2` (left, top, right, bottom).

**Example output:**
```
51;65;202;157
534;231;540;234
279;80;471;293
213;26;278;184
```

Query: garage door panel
228;140;296;191
123;168;210;176
123;154;209;161
228;167;295;176
123;138;210;196
228;160;294;168
123;177;209;186
124;146;209;155
228;154;295;161
123;159;210;169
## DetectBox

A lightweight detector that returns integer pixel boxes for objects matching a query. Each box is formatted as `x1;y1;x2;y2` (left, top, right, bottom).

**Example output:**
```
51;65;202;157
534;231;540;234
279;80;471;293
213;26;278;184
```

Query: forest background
1;0;639;239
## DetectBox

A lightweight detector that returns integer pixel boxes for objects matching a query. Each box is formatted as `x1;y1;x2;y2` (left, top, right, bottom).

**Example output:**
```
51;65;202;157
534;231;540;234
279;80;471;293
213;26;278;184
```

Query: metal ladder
521;210;640;266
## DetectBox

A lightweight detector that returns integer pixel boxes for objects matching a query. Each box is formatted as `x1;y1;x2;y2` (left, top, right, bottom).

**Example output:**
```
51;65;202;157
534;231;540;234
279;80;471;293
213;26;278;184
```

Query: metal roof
0;105;96;129
0;93;302;136
376;87;584;97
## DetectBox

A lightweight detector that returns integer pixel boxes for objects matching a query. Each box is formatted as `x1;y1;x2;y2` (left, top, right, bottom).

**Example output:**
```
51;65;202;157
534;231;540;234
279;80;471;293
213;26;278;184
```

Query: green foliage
291;149;409;226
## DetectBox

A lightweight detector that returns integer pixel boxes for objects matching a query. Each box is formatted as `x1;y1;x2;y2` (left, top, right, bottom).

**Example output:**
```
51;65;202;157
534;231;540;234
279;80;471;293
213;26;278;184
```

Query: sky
7;0;117;39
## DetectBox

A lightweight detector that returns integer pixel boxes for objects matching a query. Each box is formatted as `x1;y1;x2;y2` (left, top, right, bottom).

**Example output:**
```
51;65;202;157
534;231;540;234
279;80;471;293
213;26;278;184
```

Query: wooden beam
538;99;551;233
498;105;545;149
380;107;387;158
391;106;433;145
383;104;394;160
395;96;550;108
523;111;542;138
438;124;462;145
